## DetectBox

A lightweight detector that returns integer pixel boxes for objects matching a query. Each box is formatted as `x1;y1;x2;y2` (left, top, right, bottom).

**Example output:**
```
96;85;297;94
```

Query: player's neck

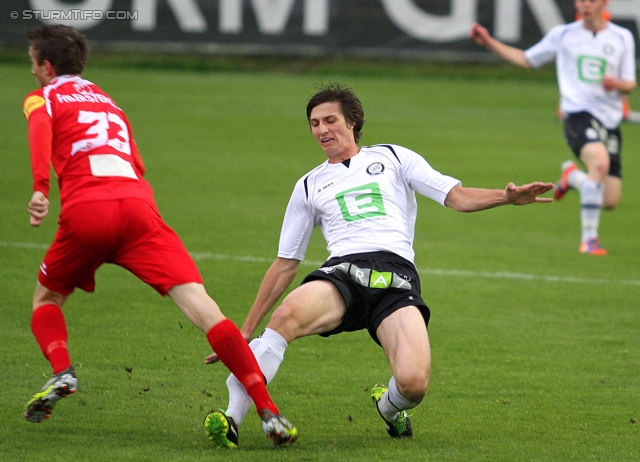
326;146;360;164
583;17;607;34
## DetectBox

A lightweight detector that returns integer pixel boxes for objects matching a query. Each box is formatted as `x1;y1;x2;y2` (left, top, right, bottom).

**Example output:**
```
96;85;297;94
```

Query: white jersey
277;144;460;263
524;20;636;128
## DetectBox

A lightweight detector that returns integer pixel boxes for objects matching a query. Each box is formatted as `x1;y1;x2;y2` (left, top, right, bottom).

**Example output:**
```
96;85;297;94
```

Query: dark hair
306;82;365;143
27;25;89;75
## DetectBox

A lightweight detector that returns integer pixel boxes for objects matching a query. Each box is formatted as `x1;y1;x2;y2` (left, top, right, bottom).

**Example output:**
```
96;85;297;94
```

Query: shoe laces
392;411;411;432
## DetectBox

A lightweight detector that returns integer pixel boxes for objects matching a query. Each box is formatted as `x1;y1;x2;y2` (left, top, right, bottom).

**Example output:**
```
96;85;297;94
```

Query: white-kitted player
202;82;553;447
470;0;637;254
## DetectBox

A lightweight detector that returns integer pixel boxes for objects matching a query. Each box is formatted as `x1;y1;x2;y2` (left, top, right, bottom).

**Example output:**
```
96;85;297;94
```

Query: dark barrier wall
2;0;639;60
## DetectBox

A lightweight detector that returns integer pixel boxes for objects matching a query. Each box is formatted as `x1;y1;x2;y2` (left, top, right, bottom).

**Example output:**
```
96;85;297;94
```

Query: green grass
1;58;639;461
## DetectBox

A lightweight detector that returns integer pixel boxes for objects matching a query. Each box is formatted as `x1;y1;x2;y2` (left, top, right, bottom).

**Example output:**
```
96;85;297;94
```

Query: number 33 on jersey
23;75;154;209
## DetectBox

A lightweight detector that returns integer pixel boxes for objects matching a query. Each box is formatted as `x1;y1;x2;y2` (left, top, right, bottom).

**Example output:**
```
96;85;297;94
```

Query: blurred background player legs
470;0;636;255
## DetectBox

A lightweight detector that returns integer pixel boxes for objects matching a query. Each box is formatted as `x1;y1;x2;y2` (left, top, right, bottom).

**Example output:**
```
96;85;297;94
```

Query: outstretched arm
470;23;532;69
444;182;554;213
205;257;300;364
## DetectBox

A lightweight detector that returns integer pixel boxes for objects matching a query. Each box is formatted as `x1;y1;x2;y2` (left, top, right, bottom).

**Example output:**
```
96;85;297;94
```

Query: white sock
376;376;422;422
226;328;288;425
579;178;603;242
568;167;587;190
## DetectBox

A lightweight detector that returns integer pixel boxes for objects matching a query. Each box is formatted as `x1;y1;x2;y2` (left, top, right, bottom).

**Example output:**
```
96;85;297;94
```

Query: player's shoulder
607;21;632;32
544;21;578;38
363;143;407;155
23;87;44;102
362;143;420;162
606;21;635;41
23;88;46;120
296;161;328;185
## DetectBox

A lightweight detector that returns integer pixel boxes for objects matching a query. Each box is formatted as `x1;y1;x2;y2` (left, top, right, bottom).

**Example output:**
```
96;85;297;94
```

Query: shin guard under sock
31;304;71;374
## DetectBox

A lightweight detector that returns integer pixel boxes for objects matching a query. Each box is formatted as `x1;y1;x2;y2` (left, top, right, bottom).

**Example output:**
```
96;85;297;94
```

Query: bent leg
268;279;347;341
603;175;621;210
580;141;610;183
377;306;430;406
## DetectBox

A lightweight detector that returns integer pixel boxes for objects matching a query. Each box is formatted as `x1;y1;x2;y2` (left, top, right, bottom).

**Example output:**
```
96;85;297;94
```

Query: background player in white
470;0;637;255
202;82;553;445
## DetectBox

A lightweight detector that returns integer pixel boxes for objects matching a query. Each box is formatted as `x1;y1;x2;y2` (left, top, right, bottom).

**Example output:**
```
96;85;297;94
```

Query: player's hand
28;191;49;226
602;75;617;92
469;23;491;46
505;182;554;205
204;352;220;364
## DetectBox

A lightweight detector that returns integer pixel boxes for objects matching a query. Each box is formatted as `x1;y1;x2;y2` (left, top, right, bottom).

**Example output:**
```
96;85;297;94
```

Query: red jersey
23;75;155;211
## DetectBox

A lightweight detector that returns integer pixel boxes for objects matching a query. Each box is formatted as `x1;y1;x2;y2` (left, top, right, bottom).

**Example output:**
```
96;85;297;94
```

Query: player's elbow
444;188;477;213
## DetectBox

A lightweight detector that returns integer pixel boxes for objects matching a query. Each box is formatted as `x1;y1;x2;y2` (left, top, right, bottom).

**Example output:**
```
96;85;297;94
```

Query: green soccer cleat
204;410;239;448
371;383;413;438
260;409;299;446
25;366;77;423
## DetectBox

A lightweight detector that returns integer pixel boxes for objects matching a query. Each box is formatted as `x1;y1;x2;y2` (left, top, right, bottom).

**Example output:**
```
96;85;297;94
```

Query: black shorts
301;251;429;345
563;111;622;178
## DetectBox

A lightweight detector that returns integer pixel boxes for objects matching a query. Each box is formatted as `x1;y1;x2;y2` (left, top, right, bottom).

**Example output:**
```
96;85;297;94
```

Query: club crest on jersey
602;44;614;55
366;162;385;176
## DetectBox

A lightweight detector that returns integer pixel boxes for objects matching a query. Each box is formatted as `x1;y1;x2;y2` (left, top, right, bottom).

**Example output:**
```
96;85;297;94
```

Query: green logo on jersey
578;55;607;83
336;182;387;222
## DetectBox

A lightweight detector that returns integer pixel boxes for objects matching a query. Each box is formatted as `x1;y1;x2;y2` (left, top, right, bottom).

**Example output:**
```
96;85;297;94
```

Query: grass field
1;56;639;461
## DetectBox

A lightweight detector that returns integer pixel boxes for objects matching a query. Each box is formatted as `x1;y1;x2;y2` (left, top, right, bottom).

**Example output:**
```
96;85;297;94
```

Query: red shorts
39;199;203;296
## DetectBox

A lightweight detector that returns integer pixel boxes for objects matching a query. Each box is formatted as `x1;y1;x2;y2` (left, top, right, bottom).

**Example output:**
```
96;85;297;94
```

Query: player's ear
43;60;57;77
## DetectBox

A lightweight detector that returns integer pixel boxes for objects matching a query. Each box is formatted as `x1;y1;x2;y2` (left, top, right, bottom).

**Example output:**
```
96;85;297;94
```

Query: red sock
31;304;71;374
206;319;279;416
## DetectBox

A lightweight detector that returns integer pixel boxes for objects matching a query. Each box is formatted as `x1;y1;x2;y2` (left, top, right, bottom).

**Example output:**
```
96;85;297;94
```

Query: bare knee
395;369;430;403
267;303;302;342
592;163;609;180
580;143;610;182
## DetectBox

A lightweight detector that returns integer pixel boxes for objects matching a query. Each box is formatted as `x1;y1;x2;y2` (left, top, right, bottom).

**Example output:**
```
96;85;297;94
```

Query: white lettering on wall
380;0;475;42
26;0;638;43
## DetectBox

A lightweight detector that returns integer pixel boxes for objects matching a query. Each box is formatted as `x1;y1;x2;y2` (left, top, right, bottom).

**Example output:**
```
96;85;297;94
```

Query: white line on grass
190;252;640;287
0;241;50;250
2;241;638;286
